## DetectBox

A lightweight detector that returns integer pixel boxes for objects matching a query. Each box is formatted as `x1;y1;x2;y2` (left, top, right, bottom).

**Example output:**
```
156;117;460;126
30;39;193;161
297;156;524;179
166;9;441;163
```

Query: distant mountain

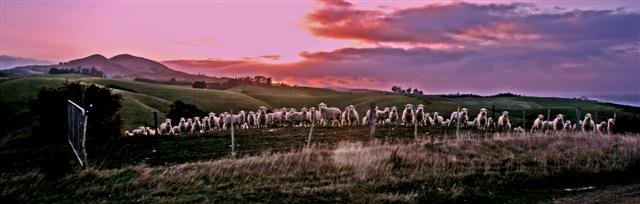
0;55;51;70
0;54;215;81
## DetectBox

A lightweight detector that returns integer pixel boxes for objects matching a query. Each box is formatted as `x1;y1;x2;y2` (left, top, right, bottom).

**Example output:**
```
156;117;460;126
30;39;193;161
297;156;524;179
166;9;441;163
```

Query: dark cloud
167;1;640;96
306;1;640;47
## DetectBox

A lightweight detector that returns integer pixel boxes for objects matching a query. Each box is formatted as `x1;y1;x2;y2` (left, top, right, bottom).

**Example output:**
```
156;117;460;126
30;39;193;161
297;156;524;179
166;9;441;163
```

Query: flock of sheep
125;103;615;136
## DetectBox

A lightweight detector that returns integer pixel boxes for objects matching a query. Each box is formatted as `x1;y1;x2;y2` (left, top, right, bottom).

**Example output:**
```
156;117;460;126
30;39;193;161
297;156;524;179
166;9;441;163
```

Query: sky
1;0;639;97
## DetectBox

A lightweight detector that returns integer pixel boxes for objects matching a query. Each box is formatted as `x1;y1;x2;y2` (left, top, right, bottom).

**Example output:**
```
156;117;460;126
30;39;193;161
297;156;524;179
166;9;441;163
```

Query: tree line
49;67;105;77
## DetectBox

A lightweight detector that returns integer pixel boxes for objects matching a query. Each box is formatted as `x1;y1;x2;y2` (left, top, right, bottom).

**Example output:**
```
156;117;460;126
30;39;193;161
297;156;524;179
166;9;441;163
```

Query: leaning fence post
368;103;376;141
307;117;314;148
230;110;236;156
456;106;461;138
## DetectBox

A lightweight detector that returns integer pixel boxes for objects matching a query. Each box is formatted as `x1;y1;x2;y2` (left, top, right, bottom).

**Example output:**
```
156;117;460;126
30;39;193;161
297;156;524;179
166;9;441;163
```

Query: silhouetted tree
192;81;207;89
30;82;121;176
166;100;205;123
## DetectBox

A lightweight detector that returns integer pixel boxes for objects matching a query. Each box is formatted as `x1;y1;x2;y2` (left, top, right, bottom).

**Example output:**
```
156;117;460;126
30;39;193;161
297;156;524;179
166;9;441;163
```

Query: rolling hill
0;75;637;132
0;54;217;81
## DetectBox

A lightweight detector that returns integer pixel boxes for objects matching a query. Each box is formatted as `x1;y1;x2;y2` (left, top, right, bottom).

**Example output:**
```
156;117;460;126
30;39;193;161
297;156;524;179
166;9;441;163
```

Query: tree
192;81;207;89
166;100;206;123
30;82;121;176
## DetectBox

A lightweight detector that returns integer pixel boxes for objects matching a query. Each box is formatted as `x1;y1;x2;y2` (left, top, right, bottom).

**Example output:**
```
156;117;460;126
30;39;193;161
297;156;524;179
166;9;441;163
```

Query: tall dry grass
2;132;640;203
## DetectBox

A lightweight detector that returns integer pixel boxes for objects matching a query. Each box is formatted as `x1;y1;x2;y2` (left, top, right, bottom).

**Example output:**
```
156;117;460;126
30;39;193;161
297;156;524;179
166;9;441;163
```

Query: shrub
166;100;205;123
30;82;121;176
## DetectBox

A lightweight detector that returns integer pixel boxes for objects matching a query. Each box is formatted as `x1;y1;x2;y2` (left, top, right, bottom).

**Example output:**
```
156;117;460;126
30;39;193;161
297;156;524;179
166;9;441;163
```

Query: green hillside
0;75;636;131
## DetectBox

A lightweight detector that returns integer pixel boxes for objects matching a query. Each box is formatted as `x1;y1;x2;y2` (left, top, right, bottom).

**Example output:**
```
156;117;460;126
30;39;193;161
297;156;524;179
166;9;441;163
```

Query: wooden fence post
307;117;314;148
368;103;376;141
456;106;460;138
230;110;236;156
153;111;159;164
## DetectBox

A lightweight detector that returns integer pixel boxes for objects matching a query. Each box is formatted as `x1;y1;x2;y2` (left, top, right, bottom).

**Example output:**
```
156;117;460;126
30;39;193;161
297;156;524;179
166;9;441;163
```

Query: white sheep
146;127;156;136
487;117;495;130
596;121;607;133
531;115;545;133
552;114;565;131
475;108;488;130
497;111;511;131
191;117;202;133
274;108;288;127
425;113;435;127
201;116;211;132
247;111;257;128
414;104;426;126
318;103;342;127
178;117;188;132
441;119;451;127
376;107;391;126
346;105;359;126
340;106;349;126
563;120;572;131
401;104;414;127
433;112;445;127
306;107;321;126
286;108;305;127
159;119;172;135
266;110;276;127
171;126;181;135
124;126;147;136
449;108;469;128
581;113;595;132
513;126;525;132
388;106;399;125
257;106;268;128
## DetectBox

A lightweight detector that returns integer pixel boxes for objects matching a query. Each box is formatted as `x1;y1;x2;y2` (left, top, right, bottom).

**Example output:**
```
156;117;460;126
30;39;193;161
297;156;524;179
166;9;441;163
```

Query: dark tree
192;81;207;89
166;100;206;123
30;82;121;176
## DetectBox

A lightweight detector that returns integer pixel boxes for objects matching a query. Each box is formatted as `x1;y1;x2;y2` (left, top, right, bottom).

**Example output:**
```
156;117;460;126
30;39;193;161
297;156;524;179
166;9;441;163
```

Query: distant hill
0;55;52;69
0;54;217;81
1;75;637;131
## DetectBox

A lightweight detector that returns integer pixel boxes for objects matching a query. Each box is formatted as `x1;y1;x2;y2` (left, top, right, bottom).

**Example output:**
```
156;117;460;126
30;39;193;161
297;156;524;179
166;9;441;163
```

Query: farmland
0;75;639;203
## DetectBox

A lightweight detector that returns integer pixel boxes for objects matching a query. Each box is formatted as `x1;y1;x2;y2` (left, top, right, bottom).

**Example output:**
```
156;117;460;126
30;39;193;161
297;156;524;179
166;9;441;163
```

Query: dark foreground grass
2;133;639;203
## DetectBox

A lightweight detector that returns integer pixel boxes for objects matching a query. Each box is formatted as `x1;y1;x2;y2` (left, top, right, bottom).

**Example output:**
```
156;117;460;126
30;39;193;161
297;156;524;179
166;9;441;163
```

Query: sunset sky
1;0;639;97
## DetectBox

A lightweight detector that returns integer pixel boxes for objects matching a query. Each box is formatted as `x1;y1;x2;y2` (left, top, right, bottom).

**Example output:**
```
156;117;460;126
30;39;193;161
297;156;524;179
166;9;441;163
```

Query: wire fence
67;100;88;167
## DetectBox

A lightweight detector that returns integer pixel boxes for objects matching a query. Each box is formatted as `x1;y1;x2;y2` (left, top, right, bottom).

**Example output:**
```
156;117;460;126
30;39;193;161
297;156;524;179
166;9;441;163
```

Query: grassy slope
2;133;639;203
0;75;634;131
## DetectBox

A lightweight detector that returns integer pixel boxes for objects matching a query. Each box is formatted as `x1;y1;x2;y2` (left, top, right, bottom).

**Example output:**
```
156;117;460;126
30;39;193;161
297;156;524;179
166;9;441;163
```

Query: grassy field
1;75;640;202
2;133;639;203
0;75;635;132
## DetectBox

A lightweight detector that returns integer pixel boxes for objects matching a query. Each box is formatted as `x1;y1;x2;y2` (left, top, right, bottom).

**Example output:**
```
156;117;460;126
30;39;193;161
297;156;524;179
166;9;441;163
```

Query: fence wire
68;100;88;166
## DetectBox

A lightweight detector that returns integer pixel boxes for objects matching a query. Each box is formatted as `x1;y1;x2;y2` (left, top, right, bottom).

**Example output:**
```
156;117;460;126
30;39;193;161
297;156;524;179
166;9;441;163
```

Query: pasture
1;75;639;203
2;132;640;203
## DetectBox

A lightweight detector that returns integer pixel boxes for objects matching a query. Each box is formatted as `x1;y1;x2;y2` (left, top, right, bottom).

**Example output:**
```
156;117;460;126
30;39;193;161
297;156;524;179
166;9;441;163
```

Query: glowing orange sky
1;0;638;97
2;0;635;62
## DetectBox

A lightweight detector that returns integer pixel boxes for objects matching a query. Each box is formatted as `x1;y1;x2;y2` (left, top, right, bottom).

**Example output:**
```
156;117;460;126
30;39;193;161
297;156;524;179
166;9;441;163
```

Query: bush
30;82;121;176
166;100;205;123
192;81;207;89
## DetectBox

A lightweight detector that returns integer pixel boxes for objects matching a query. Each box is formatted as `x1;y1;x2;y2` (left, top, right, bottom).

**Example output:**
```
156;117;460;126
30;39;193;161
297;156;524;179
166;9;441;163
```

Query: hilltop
0;54;217;81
